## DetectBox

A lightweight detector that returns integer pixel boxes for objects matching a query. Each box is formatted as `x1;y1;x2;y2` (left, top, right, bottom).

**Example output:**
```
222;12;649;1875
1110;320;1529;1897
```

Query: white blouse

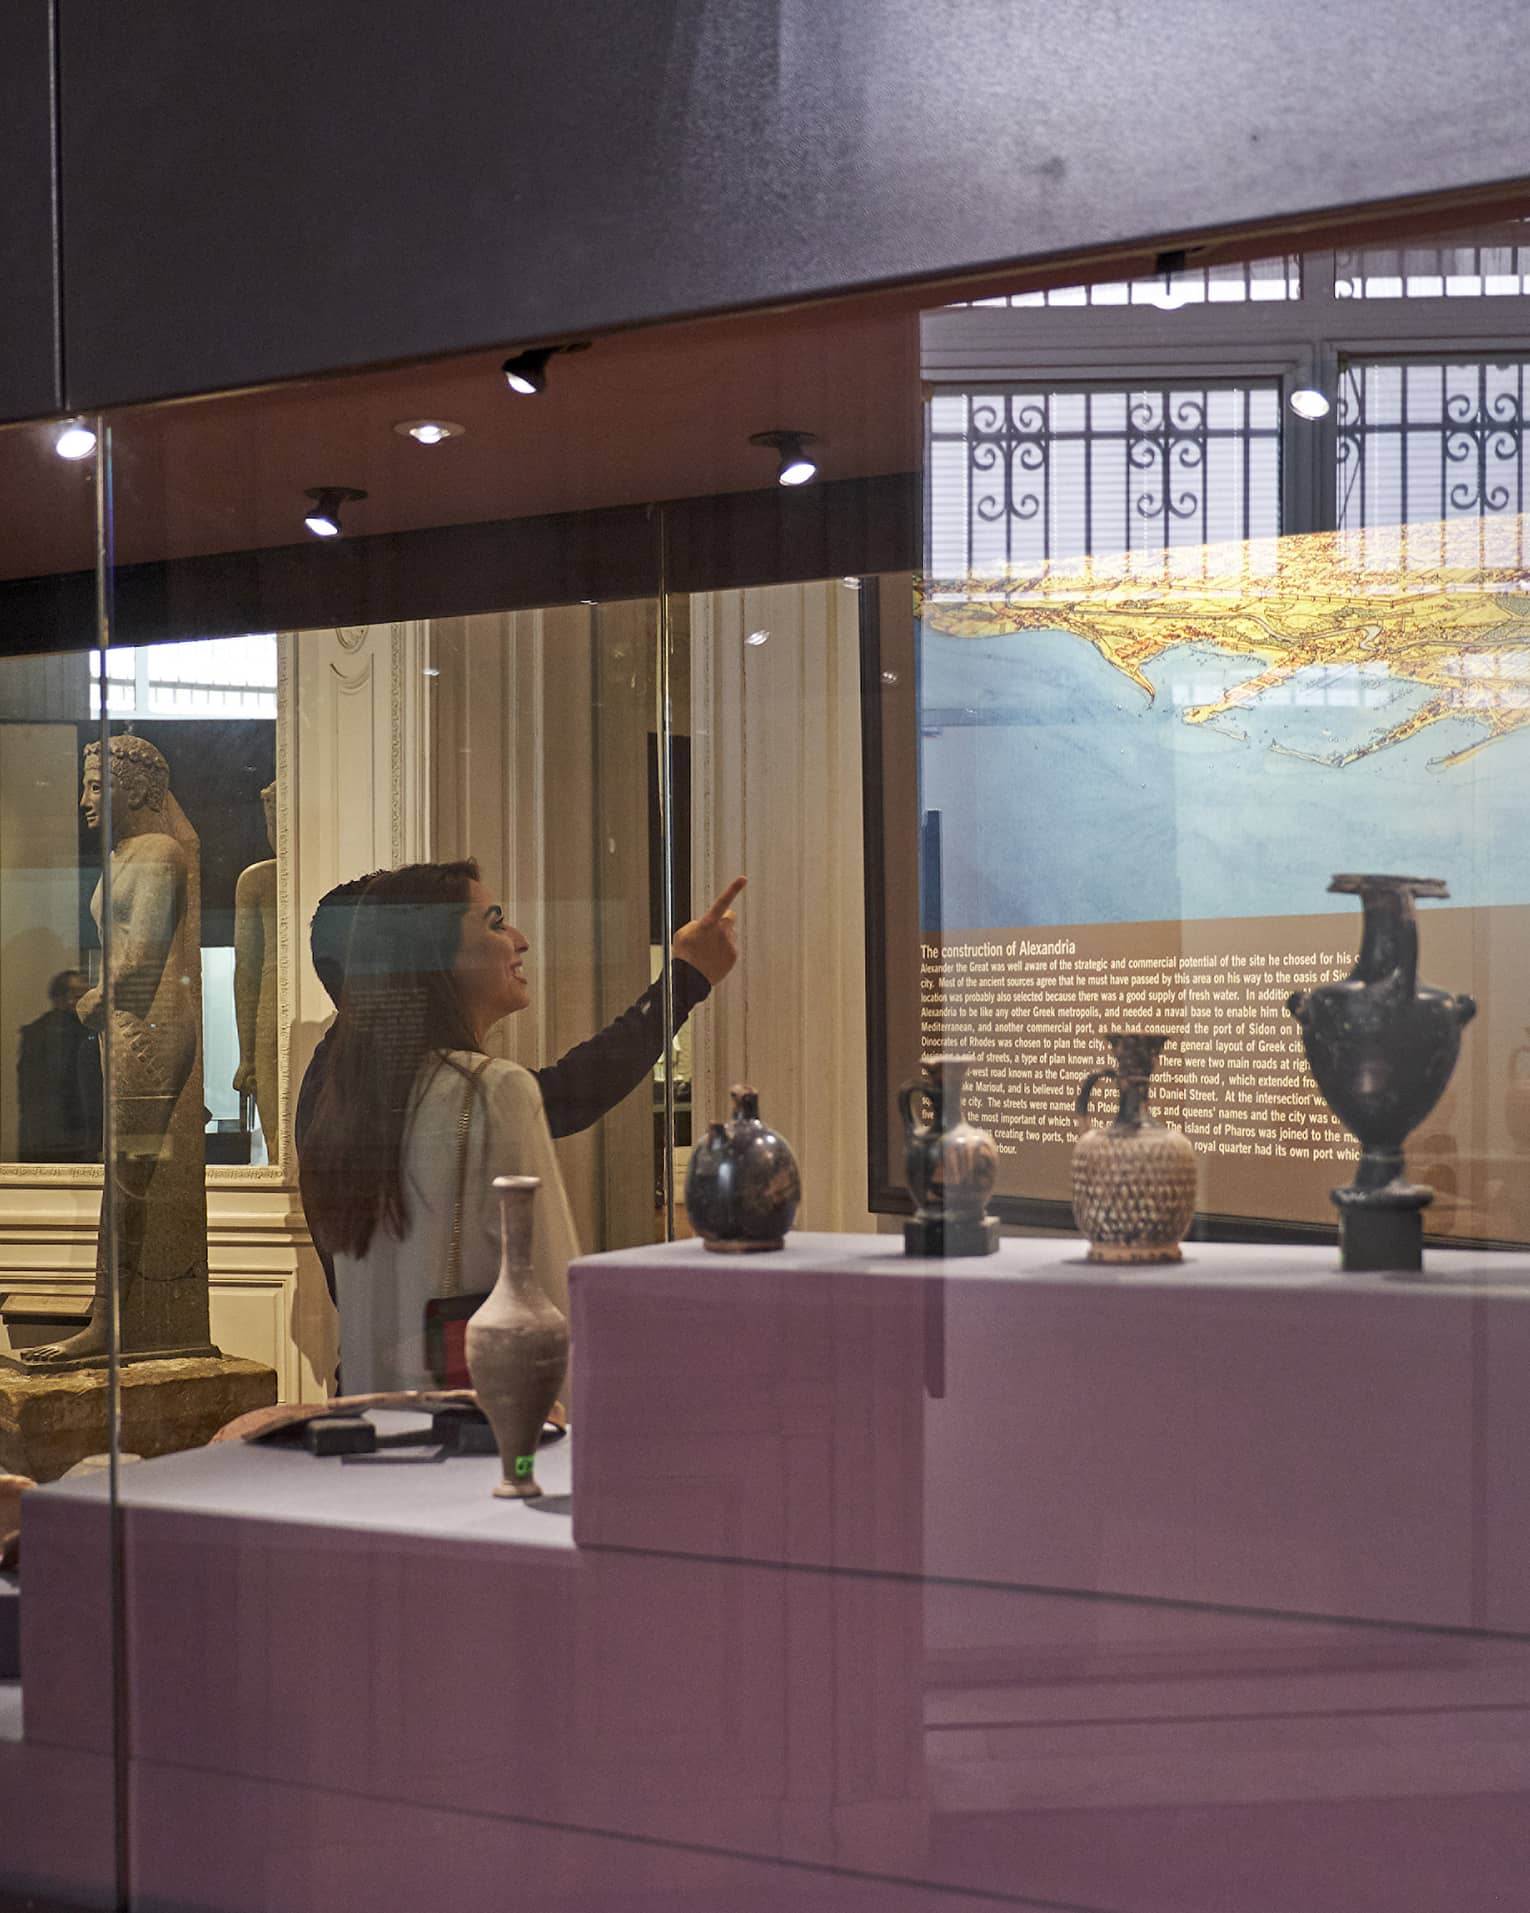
335;1051;579;1397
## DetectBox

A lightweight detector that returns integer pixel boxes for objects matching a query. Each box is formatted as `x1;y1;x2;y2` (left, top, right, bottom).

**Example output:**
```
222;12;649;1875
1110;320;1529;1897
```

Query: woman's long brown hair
299;859;483;1257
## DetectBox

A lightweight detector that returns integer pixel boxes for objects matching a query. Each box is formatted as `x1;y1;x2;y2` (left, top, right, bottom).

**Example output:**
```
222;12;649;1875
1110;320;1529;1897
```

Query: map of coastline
917;520;1530;771
915;521;1530;927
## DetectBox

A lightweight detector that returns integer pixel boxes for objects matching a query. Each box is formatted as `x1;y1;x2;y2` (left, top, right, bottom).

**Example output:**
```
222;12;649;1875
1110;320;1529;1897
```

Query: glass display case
4;202;1530;1912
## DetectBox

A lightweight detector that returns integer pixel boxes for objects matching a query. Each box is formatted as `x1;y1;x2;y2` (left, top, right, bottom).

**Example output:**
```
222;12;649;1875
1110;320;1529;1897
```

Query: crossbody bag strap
442;1056;492;1297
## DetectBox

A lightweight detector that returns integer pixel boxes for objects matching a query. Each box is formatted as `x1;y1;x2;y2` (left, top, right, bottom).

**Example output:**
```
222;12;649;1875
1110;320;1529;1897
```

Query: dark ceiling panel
0;474;918;656
57;0;1530;412
0;3;60;422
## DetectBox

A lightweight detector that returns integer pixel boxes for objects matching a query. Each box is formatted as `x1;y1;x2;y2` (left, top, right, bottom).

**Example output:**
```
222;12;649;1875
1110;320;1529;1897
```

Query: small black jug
685;1085;802;1253
898;1055;1000;1256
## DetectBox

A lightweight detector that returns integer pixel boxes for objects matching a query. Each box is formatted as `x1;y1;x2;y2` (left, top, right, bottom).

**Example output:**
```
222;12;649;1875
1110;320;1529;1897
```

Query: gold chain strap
442;1057;491;1297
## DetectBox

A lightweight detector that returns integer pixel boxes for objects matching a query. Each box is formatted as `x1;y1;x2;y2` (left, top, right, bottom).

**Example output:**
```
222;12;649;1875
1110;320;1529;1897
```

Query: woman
299;859;579;1397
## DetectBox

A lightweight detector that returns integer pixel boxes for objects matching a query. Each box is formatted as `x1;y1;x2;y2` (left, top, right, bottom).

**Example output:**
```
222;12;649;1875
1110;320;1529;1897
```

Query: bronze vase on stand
465;1176;568;1499
1287;873;1476;1273
1072;1034;1197;1263
899;1056;1000;1256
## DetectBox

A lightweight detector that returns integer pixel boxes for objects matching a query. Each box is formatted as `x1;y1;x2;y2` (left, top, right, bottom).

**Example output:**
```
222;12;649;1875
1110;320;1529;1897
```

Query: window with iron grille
1335;221;1530;299
926;384;1283;579
962;256;1302;310
1336;359;1530;570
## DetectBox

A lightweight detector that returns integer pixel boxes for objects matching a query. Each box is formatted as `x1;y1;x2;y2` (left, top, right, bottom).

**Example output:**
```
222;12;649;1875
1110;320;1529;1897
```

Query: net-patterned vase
1072;1034;1197;1264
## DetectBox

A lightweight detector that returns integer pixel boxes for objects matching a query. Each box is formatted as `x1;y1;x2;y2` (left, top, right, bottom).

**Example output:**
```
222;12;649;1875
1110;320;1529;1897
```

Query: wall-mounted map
908;521;1530;1243
918;521;1530;929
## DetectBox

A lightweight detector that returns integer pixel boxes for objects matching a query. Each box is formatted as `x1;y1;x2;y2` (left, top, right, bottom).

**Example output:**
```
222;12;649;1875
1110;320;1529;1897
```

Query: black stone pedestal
1335;1189;1431;1274
904;1214;1000;1258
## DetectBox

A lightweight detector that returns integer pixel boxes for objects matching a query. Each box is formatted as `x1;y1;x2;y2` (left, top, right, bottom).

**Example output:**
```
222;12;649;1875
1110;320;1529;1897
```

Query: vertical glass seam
654;508;677;1240
95;415;131;1913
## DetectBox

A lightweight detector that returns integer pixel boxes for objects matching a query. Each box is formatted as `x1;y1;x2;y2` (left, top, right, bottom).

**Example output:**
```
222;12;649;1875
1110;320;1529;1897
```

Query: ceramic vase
898;1056;1000;1256
465;1176;569;1499
1506;1028;1530;1152
1287;873;1476;1272
684;1085;801;1252
1072;1034;1196;1263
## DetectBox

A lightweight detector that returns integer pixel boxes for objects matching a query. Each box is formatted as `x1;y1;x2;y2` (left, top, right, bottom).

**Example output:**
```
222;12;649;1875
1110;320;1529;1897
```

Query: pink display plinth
19;1436;1530;1913
572;1233;1530;1630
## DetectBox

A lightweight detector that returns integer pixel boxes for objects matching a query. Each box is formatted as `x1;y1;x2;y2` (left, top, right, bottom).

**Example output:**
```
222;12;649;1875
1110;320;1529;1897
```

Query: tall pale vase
465;1176;569;1500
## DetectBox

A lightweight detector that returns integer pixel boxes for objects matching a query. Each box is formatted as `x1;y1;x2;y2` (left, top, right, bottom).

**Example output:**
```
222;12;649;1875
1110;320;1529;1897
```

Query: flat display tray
34;1410;575;1551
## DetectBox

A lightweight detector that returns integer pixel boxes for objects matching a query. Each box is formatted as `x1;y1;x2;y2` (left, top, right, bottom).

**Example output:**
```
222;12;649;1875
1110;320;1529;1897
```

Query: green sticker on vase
514;1454;535;1477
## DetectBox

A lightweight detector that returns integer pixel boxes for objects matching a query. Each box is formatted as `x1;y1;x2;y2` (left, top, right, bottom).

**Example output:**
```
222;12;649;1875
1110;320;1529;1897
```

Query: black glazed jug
684;1085;801;1253
897;1055;1000;1256
1287;872;1475;1272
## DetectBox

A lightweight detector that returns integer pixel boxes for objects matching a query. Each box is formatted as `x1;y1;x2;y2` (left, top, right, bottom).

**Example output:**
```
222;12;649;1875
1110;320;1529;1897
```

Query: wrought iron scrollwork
1442;379;1523;514
928;382;1279;573
1337;359;1528;531
1127;393;1207;523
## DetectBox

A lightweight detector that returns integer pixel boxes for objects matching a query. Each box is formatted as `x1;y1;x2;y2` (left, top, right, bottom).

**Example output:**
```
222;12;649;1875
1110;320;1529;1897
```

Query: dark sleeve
293;1025;334;1155
293;1027;338;1310
535;959;712;1139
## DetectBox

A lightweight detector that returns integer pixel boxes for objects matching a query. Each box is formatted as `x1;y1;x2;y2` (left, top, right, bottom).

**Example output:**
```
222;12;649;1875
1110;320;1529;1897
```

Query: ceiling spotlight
394;419;465;445
1289;387;1332;420
501;341;590;396
303;486;367;538
746;629;771;647
750;429;820;487
502;349;553;395
54;419;97;461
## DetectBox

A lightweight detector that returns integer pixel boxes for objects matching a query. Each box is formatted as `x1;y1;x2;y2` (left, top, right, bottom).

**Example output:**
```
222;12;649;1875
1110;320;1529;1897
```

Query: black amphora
685;1085;801;1253
1287;873;1476;1273
898;1056;1000;1256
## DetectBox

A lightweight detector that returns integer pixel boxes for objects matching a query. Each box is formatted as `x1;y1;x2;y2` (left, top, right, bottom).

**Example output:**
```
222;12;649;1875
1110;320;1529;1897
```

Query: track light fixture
749;429;820;487
54;418;97;461
502;348;554;396
501;341;590;396
303;486;367;538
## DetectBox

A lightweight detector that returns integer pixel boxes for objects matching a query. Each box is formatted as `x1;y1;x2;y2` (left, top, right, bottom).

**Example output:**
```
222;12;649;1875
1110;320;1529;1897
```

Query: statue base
0;1355;278;1483
904;1213;1000;1258
1333;1182;1432;1275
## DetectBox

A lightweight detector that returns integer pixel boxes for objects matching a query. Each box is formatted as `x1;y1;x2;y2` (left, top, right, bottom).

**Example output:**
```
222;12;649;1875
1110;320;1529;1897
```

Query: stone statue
20;735;215;1366
233;780;280;1154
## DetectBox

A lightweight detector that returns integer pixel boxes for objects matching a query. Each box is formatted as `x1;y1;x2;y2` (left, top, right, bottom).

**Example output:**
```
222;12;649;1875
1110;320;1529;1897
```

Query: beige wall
690;581;874;1235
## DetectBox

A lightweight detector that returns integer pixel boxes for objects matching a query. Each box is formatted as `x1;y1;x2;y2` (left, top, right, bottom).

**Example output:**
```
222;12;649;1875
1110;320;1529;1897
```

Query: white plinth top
574;1228;1530;1299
